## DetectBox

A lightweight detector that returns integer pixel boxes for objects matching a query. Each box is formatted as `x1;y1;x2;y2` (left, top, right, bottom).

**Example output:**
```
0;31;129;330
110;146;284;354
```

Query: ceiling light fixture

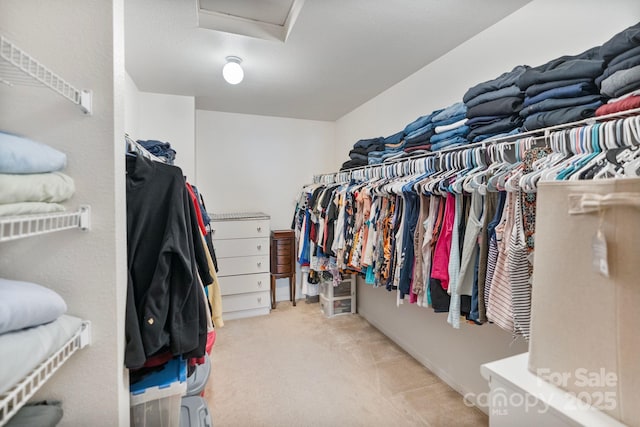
223;56;244;85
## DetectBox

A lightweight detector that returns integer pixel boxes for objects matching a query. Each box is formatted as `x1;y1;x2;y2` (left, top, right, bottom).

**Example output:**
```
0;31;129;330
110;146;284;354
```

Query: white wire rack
0;321;91;427
0;36;92;114
0;206;91;243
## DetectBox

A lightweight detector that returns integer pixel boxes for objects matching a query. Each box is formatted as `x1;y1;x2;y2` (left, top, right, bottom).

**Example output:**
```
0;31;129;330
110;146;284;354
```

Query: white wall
124;72;140;139
196;110;335;301
124;75;196;181
0;1;128;425
334;0;640;411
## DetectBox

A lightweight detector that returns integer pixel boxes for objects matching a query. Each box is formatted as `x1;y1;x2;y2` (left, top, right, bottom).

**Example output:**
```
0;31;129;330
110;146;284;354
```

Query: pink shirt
430;193;456;290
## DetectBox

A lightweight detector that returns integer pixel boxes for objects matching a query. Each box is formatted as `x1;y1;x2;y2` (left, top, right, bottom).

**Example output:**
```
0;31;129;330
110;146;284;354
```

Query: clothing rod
316;107;640;180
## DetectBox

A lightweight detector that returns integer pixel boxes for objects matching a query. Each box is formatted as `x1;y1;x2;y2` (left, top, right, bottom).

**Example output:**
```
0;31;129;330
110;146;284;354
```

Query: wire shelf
0;321;91;427
0;36;92;114
0;206;91;243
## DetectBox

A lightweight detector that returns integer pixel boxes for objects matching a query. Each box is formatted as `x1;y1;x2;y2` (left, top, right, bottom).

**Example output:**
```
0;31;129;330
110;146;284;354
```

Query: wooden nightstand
270;229;296;309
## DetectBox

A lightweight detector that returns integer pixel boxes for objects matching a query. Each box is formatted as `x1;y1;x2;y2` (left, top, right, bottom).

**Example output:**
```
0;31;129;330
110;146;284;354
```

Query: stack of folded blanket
596;22;640;116
369;131;408;164
0;131;75;217
428;102;469;151
463;65;528;142
517;48;605;130
341;137;384;170
402;111;440;154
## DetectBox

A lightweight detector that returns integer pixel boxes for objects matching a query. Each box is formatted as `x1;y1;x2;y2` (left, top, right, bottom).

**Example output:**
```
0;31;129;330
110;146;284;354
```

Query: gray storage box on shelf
180;396;213;427
186;354;211;397
319;274;356;317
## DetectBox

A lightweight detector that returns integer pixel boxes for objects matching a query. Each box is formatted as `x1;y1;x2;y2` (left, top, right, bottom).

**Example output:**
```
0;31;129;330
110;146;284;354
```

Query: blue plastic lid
130;358;187;396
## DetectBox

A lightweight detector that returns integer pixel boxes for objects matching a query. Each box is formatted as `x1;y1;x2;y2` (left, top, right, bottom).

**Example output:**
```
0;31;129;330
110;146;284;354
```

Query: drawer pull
212;228;216;235
257;297;262;303
257;244;262;250
257;226;262;232
258;281;263;287
257;262;262;267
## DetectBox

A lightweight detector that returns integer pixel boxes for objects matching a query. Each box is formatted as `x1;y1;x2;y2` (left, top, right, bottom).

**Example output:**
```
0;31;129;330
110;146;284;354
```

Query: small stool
270;229;296;308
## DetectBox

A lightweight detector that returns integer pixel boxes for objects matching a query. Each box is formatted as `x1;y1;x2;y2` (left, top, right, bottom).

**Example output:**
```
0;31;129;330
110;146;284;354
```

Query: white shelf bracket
79;205;91;231
80;321;92;348
80;90;92;115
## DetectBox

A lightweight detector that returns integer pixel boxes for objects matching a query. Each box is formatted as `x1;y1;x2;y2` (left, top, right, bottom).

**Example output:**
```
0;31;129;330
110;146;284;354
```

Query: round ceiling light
223;56;244;85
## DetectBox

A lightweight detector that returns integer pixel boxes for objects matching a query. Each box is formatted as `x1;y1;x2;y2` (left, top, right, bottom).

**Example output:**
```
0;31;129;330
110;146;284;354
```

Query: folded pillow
0;278;67;334
0;131;67;174
0;172;75;204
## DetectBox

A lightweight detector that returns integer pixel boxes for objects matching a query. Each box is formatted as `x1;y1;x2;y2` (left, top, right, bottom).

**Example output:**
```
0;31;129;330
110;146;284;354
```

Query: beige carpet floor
205;301;488;427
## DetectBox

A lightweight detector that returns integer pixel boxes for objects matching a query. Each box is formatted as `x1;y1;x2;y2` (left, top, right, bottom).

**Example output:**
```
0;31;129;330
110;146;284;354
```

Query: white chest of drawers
211;212;271;320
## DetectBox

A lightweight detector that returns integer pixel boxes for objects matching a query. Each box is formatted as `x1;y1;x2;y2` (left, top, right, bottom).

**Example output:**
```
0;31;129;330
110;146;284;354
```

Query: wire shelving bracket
0;36;92;115
0;205;91;243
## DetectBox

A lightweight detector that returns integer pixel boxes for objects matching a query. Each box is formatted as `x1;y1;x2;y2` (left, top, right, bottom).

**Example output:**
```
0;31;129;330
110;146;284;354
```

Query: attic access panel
198;0;305;42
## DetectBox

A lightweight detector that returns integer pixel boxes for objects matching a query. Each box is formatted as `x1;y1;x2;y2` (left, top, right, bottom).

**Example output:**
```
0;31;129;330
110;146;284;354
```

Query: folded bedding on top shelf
0;315;83;395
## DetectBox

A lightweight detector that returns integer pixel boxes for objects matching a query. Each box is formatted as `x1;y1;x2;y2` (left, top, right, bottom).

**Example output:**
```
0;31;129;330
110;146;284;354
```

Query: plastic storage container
186;354;211;397
180;396;213;427
319;279;352;298
318;274;356;317
130;358;187;427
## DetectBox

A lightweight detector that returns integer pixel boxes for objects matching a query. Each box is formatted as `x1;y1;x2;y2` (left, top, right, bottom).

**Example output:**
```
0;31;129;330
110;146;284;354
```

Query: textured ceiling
125;0;532;121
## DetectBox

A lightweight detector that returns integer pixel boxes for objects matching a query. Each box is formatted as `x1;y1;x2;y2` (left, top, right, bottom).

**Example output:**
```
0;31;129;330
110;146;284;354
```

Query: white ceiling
125;0;532;121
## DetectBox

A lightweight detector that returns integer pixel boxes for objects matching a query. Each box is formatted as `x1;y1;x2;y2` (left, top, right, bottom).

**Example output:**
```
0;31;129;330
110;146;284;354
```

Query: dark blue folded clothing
137;139;177;164
465;85;522;109
384;131;405;145
463;65;529;103
405;130;434;146
596;54;640;86
404;109;442;134
341;159;367;170
431;112;468;128
349;152;369;162
518;47;604;89
599;22;640;63
520;94;603;117
607;45;640;69
431;102;466;123
466;96;523;118
467;115;510;127
353;137;384;149
522;101;602;131
467;116;522;141
430;126;470;143
525;78;593;98
405;123;436;140
523;82;598;107
350;145;381;156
